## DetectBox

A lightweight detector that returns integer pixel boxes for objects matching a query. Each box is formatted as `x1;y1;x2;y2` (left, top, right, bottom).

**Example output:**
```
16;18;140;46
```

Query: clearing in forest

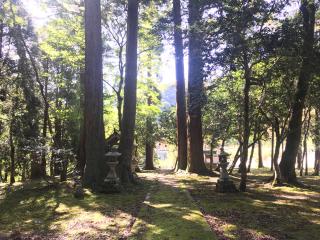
0;169;319;240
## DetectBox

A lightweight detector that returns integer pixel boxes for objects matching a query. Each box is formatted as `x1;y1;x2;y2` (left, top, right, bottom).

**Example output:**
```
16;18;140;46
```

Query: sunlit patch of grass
0;180;149;239
129;183;216;240
222;224;238;239
176;169;320;240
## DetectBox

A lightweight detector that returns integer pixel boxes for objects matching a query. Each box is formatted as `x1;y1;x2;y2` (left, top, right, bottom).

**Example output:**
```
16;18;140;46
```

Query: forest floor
0;169;319;240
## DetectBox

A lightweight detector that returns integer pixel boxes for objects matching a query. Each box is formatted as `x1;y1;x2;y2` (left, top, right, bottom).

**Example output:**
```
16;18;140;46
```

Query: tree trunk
173;0;188;171
117;44;125;132
258;140;264;168
188;1;207;174
271;127;274;171
0;161;2;182
272;139;282;186
314;147;320;176
247;142;255;173
83;0;106;188
21;158;26;182
229;142;242;174
41;60;49;177
302;109;311;176
9;122;15;185
145;142;154;170
297;144;303;170
210;139;214;171
53;116;63;175
239;52;251;192
4;164;8;182
279;2;315;184
247;129;257;173
145;97;155;170
119;0;139;183
77;71;86;176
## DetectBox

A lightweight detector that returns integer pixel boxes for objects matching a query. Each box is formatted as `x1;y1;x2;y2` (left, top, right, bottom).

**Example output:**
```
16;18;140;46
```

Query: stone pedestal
99;152;122;193
216;179;237;193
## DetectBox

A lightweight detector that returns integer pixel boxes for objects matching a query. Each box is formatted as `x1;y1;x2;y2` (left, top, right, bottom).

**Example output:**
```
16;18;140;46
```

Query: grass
0;179;149;239
178;169;320;240
0;169;319;240
129;178;216;240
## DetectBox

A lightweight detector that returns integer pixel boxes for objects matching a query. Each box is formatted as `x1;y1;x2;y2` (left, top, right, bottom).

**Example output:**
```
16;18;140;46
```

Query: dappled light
0;0;319;239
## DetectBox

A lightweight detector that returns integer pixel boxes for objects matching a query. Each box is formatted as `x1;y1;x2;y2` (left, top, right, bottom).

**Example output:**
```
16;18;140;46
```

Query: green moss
130;183;216;240
0;180;148;239
177;170;320;240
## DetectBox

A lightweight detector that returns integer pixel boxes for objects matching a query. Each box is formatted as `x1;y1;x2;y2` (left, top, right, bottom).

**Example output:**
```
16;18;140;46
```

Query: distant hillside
161;85;176;108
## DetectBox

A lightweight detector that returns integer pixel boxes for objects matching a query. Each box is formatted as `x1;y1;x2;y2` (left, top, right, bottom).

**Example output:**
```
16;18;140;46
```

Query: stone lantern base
215;179;237;193
98;178;122;193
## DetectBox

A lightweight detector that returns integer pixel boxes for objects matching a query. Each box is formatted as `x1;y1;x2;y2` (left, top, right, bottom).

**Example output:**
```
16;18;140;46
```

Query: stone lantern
131;141;138;173
215;148;237;193
102;149;121;193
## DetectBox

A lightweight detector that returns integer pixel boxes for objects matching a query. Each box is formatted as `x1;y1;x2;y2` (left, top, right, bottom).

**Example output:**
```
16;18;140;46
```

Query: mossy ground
178;169;320;240
0;180;149;239
129;172;216;240
0;169;319;240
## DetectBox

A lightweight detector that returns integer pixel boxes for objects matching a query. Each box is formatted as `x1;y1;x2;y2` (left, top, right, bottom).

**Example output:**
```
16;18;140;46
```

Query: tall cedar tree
173;0;188;170
119;0;139;183
83;0;106;188
188;1;207;174
279;1;316;183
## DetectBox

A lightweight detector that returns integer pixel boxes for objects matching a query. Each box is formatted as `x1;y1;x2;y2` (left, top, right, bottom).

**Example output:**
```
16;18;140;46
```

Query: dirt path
128;170;217;240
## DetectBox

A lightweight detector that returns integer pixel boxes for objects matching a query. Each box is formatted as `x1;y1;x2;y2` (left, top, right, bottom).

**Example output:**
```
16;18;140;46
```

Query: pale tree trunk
239;51;251;192
173;0;188;171
271;127;274;171
41;59;49;177
272;120;283;186
301;109;311;176
247;129;257;173
280;2;316;184
314;110;320;175
297;144;303;170
77;71;86;176
119;0;139;183
258;140;264;168
145;97;155;170
9;121;15;185
229;141;242;174
188;1;207;174
83;0;106;188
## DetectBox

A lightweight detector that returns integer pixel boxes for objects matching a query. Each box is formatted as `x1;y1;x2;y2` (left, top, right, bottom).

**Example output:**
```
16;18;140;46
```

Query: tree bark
271;127;274;171
258;140;264;168
314;110;320;176
83;0;106;188
272;139;282;186
9;121;15;185
314;147;320;176
247;143;255;173
41;59;49;177
145;97;155;170
77;71;86;176
279;2;315;183
119;0;139;183
239;52;251;192
297;144;303;170
173;0;188;171
229;142;242;174
188;1;207;174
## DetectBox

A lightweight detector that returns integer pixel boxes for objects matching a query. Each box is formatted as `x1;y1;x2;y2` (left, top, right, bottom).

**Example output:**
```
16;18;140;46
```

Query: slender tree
279;1;316;183
173;0;188;170
119;0;139;183
83;0;106;188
